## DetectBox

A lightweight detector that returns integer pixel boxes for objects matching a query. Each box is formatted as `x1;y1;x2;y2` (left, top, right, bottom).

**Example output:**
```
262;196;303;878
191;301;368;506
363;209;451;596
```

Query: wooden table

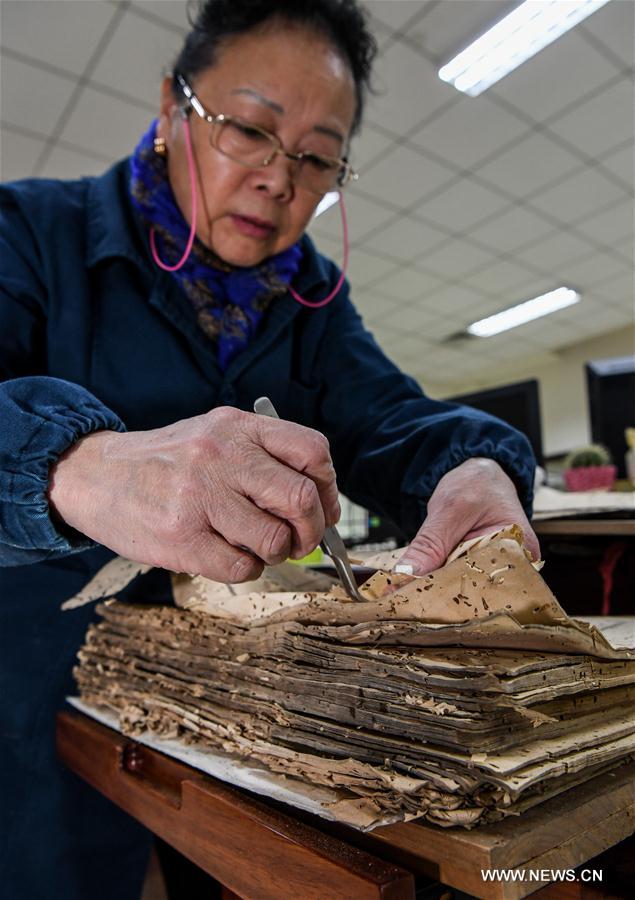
57;711;635;900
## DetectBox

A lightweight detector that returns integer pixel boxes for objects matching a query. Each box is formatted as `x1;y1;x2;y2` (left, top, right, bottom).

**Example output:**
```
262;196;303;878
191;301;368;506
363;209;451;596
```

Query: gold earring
153;136;167;156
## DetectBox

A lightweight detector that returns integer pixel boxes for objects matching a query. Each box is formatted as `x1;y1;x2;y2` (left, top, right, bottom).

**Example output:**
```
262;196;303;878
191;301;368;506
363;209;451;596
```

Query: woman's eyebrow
230;88;344;144
230;88;284;114
313;124;344;144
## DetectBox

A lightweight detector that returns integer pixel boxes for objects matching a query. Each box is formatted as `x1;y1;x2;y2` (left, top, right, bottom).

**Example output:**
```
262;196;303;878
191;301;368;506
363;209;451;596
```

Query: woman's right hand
48;406;340;582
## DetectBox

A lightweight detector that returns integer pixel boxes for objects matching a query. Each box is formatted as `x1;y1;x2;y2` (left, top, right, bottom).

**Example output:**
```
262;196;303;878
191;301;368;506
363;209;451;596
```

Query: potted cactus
563;444;616;492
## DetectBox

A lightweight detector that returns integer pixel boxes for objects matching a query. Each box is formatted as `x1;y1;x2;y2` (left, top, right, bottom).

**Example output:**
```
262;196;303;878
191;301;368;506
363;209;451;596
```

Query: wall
424;326;635;457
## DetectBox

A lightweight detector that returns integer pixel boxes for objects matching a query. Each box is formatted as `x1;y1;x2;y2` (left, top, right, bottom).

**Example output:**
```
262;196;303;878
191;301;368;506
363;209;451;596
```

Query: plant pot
564;465;617;492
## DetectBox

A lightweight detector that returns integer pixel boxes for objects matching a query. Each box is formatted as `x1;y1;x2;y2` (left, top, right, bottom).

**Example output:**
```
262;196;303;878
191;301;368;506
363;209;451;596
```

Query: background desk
532;517;634;617
534;519;635;537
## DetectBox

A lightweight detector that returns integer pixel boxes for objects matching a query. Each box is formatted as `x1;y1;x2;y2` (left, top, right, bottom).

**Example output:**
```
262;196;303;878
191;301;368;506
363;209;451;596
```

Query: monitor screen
448;378;544;466
586;355;635;478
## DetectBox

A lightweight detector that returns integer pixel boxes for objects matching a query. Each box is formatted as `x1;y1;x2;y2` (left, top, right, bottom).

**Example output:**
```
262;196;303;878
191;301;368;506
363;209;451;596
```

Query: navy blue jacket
0;160;534;897
0;159;534;565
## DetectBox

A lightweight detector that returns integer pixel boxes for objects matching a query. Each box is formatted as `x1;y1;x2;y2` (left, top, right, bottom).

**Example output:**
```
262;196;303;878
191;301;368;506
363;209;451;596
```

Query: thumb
394;514;455;576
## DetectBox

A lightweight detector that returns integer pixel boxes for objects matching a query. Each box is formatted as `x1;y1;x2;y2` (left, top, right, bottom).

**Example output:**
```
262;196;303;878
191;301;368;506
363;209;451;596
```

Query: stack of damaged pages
65;526;635;831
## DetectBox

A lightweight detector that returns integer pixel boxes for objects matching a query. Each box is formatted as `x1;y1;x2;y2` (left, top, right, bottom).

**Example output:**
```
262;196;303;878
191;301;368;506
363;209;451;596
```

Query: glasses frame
175;73;357;193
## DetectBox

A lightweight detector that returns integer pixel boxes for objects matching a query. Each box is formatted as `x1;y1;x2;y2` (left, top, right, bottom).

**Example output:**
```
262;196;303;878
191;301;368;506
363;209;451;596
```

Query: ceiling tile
362;143;455;207
59;86;150;159
415;344;482;374
475;132;581;198
39;144;107;179
366;40;457;133
0;129;46;180
548;78;635;159
90;7;183;107
575;198;634;247
475;206;555;254
491;29;620;122
451;295;502;324
350;124;397;175
371;266;445;302
557;249;632;289
308;230;341;257
598;141;634;189
570;305;632;339
369;325;433;359
417;240;497;279
130;1;189;31
593;272;635;308
314;190;394;242
605;299;634;323
422;284;491;318
1;55;76;136
362;216;444;261
513;230;595;272
354;287;404;322
504;319;572;350
415;177;510;233
1;0;118;76
530;166;626;224
410;94;527;170
578;0;635;68
364;1;424;34
478;272;560;307
464;259;538;295
391;309;459;342
612;235;635;263
345;248;399;289
388;304;446;333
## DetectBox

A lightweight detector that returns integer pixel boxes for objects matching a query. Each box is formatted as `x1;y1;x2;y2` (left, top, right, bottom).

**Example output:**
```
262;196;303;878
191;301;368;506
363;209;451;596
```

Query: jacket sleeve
313;278;536;538
0;185;125;566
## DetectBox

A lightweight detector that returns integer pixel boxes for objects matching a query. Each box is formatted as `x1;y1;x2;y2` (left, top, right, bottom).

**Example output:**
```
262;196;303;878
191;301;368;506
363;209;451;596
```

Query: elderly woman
0;0;538;895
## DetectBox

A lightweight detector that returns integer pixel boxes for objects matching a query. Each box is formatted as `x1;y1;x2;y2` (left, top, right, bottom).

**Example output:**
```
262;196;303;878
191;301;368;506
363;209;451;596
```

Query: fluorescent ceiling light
467;287;580;337
439;0;611;97
313;191;339;218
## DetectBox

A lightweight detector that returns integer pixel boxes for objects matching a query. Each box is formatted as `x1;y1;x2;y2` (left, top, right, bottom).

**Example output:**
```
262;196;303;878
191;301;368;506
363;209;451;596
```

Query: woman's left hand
396;458;540;575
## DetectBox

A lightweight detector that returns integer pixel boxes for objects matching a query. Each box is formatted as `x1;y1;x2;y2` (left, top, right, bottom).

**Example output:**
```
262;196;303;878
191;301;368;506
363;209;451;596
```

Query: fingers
396;517;540;578
395;459;540;576
520;521;541;562
206;490;293;565
252;415;340;527
234;455;326;558
172;529;265;583
395;510;455;576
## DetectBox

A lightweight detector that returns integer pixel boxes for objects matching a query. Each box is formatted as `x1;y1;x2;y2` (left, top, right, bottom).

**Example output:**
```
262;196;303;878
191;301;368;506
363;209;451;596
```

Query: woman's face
157;25;357;267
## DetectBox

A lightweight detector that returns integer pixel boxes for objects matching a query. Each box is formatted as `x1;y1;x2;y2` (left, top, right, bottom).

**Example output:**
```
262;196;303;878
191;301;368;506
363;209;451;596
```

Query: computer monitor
586;355;635;478
448;378;544;466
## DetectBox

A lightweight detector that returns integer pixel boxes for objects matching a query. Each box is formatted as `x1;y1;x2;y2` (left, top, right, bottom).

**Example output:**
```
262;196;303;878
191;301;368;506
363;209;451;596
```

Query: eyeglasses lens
211;120;344;194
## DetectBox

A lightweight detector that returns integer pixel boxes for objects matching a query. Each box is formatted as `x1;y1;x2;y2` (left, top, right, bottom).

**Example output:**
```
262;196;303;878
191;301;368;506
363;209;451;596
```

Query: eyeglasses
176;73;358;195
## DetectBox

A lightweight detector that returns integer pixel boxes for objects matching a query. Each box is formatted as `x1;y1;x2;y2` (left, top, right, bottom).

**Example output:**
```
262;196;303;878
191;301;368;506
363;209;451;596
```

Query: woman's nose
252;151;296;201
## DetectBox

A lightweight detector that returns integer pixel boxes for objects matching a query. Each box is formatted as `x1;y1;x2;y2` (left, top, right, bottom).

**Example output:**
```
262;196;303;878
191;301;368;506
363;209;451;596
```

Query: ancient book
66;527;635;830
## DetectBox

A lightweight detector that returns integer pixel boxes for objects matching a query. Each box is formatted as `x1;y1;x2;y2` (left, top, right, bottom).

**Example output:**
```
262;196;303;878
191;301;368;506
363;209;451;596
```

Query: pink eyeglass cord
150;117;349;308
150;118;198;272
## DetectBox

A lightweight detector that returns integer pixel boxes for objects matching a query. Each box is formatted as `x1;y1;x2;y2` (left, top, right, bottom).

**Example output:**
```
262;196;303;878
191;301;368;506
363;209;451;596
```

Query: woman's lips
230;214;276;239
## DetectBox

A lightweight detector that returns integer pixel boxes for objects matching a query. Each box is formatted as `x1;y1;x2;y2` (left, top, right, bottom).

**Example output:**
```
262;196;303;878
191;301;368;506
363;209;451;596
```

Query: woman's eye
231;122;268;141
303;153;335;172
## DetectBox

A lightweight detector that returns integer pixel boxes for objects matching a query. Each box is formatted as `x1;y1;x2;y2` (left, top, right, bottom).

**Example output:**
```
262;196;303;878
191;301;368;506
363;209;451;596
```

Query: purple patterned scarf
129;121;302;370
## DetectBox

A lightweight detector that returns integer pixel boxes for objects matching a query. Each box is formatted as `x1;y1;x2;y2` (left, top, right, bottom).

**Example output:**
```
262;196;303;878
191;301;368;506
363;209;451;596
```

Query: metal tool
253;396;365;602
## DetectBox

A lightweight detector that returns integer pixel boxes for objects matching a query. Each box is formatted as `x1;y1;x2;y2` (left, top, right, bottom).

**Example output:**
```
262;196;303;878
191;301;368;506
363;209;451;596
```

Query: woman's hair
172;0;377;135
